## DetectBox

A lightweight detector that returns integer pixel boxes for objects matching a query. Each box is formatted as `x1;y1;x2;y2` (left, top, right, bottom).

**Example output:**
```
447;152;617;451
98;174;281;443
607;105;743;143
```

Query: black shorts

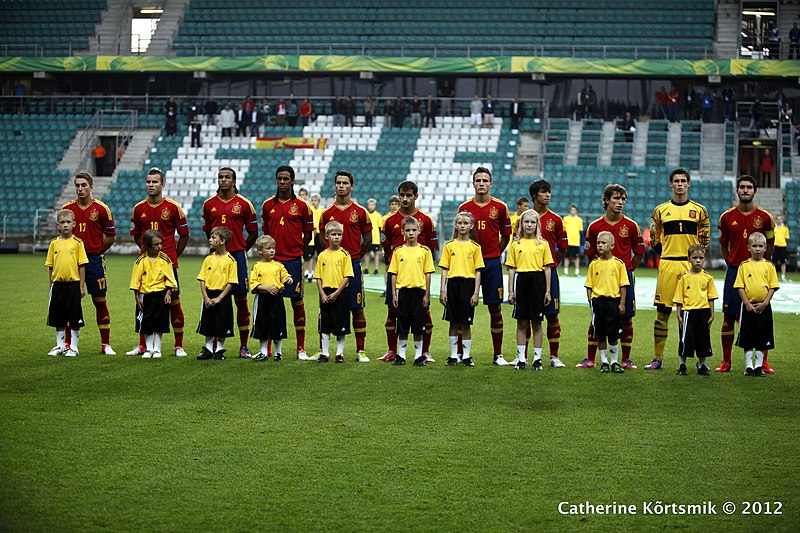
136;291;171;334
773;246;787;265
196;289;235;338
566;246;581;259
251;292;287;340
47;281;85;328
369;244;381;253
442;277;476;325
736;304;775;351
303;245;316;260
590;296;622;344
512;271;546;322
396;288;427;335
678;308;712;359
319;287;351;335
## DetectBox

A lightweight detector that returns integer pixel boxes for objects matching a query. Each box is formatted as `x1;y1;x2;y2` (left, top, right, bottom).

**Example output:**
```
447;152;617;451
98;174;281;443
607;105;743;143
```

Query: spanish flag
255;137;328;149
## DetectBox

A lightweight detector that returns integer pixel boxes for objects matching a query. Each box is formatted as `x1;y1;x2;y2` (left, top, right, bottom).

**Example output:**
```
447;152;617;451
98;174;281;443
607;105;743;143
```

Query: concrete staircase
701;124;726;178
146;0;191;55
778;2;800;60
514;132;541;176
756;188;785;218
89;0;132;55
631;121;649;167
564;120;581;166
715;0;741;58
666;122;682;168
598;121;615;166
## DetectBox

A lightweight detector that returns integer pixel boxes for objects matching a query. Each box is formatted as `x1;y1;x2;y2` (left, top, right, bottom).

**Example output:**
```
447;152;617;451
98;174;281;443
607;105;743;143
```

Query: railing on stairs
79;109;139;174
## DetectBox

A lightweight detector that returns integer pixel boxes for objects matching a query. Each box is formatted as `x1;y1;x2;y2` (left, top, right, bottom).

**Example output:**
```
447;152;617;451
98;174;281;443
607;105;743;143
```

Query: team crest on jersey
349;210;359;223
546;220;555;232
489;207;499;220
289;204;299;215
161;208;171;220
689;210;697;219
232;203;242;214
89;209;99;221
619;226;629;237
753;217;763;229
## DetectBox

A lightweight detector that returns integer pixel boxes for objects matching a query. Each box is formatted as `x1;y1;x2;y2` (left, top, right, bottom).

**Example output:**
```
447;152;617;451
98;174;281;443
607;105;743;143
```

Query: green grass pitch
1;253;799;531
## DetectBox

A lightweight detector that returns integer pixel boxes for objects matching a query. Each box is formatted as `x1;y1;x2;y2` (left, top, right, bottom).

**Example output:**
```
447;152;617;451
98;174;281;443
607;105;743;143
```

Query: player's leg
282;258;307;359
380;272;398;361
717;267;739;372
422;308;435;363
515;318;528;369
350;260;368;361
482;258;507;365
648;260;684;369
231;250;251;357
170;269;186;356
86;255;115;354
620;270;637;369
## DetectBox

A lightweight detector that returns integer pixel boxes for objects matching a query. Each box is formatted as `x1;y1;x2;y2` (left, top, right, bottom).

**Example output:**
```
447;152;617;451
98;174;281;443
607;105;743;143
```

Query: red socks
170;298;184;349
353;312;367;352
292;299;306;352
385;307;398;353
546;317;561;357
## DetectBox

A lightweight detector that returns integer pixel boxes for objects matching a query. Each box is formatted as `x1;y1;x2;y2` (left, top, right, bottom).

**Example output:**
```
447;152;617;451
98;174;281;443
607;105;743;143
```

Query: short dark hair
335;170;354;185
602;183;627;209
210;226;232;244
398;181;418;195
218;167;236;180
276;165;295;181
74;172;93;186
669;167;691;183
515;196;529;207
529;179;551;200
147;167;165;183
472;166;492;181
737;174;757;192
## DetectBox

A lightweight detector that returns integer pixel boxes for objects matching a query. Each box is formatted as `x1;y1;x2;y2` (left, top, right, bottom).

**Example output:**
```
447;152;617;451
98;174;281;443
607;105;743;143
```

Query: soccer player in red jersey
319;171;372;361
201;167;259;358
128;167;190;356
261;165;314;360
62;172;116;354
379;181;438;362
529;179;569;368
578;184;645;369
458;167;512;365
717;174;775;373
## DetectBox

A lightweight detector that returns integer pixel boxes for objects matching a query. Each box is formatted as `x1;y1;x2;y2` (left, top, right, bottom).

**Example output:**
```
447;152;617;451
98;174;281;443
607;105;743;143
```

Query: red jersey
381;208;438;261
320;201;371;259
201;194;258;253
539;209;569;267
584;215;645;271
718;205;775;267
62;198;115;256
457;197;511;259
130;197;189;267
261;195;314;261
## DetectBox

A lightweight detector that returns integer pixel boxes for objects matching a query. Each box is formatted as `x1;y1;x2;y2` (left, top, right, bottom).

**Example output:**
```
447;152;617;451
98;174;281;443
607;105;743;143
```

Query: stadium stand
173;0;715;58
0;0;104;56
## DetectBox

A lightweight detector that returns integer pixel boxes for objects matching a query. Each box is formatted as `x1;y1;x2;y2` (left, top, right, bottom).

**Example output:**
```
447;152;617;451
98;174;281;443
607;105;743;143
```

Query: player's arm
423;271;431;308
737;287;753;312
675;303;684;325
507;266;516;304
498;234;510;255
134;289;143;309
439;268;448;306
244;229;257;251
200;280;211;306
391;269;398;308
176;233;189;258
303;230;312;247
543;265;552;305
79;265;86;298
101;234;115;254
360;230;372;261
331;276;350;302
618;285;627;315
631;253;643;270
650;209;663;255
708;299;715;325
756;287;777;313
317;278;327;302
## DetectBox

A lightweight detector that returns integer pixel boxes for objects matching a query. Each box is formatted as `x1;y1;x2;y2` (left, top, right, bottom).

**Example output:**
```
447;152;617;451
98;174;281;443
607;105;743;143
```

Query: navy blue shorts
172;268;181;298
85;255;108;296
281;257;304;299
481;257;504;305
349;259;365;309
544;268;561;315
385;272;395;307
722;266;742;317
622;270;636;318
230;250;249;296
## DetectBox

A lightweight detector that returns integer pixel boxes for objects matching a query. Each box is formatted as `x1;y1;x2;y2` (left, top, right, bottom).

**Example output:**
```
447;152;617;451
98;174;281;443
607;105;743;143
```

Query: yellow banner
255;137;327;149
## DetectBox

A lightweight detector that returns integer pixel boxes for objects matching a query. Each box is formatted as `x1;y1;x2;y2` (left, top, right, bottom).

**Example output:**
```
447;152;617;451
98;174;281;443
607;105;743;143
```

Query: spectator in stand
509;96;524;130
165;98;178;137
204;98;218;126
790;22;800;60
14;79;25;114
236;104;247;137
483;94;495;128
722;86;735;121
619;111;636;142
749;98;764;134
781;101;793;125
333;97;344;127
190;114;202;148
93;142;106;176
383;98;393;127
437;79;455;116
259;99;271;132
761;149;773;183
275;99;287;127
287;99;299;127
363;96;375;127
425;94;437;128
249;106;259;137
684;88;697;120
469;94;483;128
768;25;781;59
410;95;422;128
393;96;405;128
300;99;313;126
185;99;199;125
219;103;234;138
578;84;597;119
655;87;667;120
667;87;680;122
701;88;713;123
344;96;355;127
